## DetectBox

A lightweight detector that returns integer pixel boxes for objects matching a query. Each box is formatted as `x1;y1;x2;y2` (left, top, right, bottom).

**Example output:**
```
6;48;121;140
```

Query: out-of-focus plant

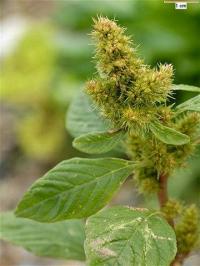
0;25;71;162
1;25;54;105
1;17;199;266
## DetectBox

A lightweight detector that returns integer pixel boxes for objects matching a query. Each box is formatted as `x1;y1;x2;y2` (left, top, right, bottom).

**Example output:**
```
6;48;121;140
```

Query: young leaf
176;94;200;113
85;206;177;266
172;84;200;93
0;212;85;261
73;130;124;154
15;158;134;222
66;91;110;137
150;121;190;145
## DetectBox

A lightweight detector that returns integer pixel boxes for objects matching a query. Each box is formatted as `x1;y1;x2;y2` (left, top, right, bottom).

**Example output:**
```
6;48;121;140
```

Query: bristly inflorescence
162;201;199;255
86;16;174;134
175;204;199;255
86;16;200;185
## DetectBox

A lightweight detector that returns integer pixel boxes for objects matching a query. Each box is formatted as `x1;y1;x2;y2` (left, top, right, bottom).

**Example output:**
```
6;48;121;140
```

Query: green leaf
73;130;124;154
15;158;134;222
150;121;190;145
0;212;85;261
85;206;177;266
172;84;200;93
66;91;126;157
66;91;110;137
176;94;200;113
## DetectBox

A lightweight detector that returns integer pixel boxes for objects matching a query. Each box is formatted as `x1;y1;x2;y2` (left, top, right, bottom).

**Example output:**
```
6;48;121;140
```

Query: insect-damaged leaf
15;158;134;222
150;121;190;145
85;206;177;266
73;130;124;154
0;212;85;261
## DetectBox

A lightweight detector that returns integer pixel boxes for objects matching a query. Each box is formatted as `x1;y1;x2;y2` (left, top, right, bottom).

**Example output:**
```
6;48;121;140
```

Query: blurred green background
0;1;200;265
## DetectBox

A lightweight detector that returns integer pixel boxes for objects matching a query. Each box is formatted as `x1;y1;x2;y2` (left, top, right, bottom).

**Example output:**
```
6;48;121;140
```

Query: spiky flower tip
91;16;142;80
175;204;199;254
86;16;174;133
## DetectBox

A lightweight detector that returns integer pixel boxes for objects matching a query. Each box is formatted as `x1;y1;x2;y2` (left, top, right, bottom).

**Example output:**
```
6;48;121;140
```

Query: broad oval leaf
66;91;110;137
85;206;177;266
15;158;134;222
73;130;124;154
172;84;200;93
0;212;85;261
150;121;190;145
176;94;200;113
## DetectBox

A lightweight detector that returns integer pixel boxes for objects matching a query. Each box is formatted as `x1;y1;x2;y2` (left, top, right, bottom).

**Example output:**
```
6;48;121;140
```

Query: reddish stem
157;173;188;265
171;253;189;266
157;173;174;228
158;173;168;206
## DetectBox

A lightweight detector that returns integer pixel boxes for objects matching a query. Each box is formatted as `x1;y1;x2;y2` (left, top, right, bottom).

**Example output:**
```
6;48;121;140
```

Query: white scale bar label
175;2;188;9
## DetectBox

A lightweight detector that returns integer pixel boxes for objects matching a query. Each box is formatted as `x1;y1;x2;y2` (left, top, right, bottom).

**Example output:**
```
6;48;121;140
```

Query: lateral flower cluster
86;17;173;134
161;200;199;257
126;111;200;192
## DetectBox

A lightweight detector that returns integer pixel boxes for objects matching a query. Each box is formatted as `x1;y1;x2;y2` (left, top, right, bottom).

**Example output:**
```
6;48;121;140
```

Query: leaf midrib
17;164;133;215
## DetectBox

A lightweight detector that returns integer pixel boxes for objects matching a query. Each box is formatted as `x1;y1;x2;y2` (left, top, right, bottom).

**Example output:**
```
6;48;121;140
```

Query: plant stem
157;173;174;228
157;173;180;265
157;173;187;266
171;253;189;266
